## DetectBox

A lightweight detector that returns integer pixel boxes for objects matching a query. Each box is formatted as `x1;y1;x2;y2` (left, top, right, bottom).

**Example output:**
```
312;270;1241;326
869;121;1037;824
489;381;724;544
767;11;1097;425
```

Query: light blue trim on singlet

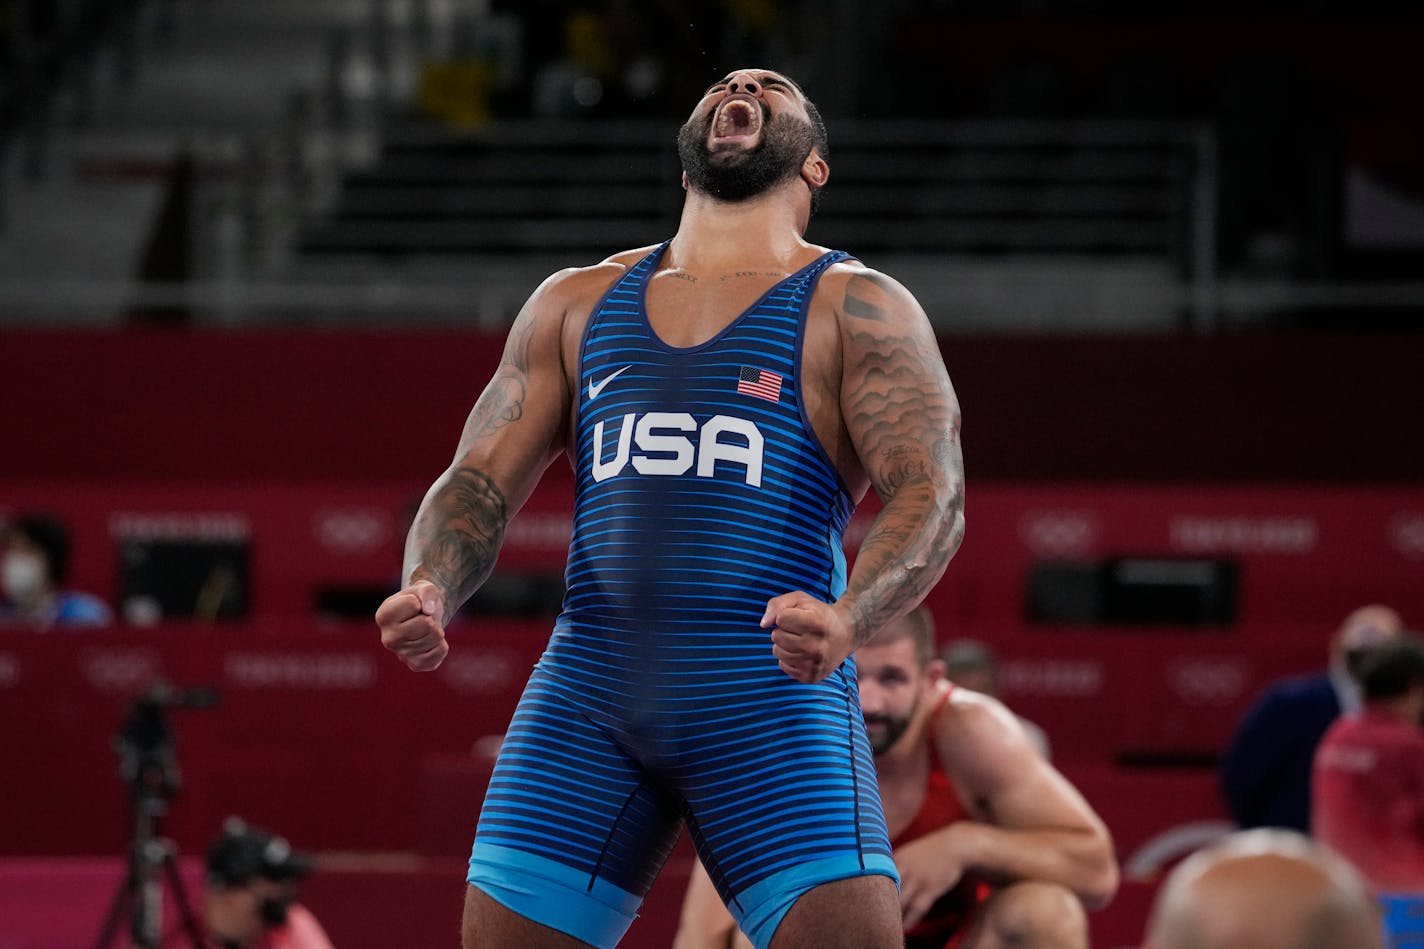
734;852;899;949
828;523;848;599
468;842;643;949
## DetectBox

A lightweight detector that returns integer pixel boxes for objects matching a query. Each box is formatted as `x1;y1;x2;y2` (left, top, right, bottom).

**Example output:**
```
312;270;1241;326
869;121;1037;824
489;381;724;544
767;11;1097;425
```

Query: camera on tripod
113;682;220;802
97;680;220;949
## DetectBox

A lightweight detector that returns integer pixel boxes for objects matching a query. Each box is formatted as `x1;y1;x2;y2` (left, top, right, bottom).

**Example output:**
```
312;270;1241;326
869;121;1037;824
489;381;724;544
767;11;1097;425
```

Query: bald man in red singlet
675;608;1118;949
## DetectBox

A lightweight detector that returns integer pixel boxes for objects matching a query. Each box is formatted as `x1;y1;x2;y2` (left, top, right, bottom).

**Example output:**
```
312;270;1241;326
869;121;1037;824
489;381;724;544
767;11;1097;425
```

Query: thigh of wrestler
771;875;902;949
465;667;683;949
682;668;899;949
463;885;599;949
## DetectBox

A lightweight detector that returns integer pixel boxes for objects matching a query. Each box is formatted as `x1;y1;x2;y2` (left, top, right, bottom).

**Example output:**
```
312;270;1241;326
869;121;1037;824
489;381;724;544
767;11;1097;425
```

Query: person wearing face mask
194;818;333;949
0;513;111;629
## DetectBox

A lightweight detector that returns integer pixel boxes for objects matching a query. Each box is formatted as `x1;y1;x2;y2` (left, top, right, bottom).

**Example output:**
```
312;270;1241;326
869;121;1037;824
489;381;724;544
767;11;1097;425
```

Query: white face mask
2;551;47;603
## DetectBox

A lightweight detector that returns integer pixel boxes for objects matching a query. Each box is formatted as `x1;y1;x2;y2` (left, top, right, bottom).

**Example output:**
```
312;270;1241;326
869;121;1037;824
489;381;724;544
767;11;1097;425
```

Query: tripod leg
94;865;137;949
161;850;207;948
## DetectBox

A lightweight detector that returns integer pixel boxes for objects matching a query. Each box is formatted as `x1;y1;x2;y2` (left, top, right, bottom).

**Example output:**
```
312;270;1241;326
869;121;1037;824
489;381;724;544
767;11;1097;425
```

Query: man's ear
925;658;948;685
800;150;829;190
681;171;690;191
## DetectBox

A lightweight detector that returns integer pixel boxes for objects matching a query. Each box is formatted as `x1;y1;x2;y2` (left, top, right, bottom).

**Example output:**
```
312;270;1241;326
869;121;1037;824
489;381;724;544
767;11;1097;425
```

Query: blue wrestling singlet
468;243;896;949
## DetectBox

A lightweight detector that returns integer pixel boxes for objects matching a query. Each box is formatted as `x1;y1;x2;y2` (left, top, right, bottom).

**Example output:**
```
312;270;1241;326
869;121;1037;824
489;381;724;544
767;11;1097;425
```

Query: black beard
864;713;913;756
677;105;815;203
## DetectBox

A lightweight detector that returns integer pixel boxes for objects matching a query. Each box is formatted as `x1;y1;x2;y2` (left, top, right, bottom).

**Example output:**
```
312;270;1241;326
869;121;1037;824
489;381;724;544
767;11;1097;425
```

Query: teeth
713;101;758;138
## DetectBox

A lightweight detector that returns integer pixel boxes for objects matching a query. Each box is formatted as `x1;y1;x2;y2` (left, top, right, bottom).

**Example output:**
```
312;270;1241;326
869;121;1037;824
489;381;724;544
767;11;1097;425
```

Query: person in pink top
1312;632;1424;894
197;818;334;949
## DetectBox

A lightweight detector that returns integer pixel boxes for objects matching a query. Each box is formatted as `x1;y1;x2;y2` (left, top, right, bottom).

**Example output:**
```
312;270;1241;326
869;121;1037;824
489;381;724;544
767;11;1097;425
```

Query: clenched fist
375;579;449;671
761;591;857;683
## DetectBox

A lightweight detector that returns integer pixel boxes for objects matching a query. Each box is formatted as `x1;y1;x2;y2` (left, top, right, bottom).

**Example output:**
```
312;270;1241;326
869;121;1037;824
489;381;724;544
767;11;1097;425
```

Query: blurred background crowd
0;0;1421;328
1;1;1422;947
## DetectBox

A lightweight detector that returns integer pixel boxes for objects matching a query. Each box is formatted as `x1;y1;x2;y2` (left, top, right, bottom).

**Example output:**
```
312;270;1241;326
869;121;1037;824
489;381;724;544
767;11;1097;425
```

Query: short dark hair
1357;633;1424;702
802;95;829;163
5;513;70;585
874;606;937;668
793;83;829;215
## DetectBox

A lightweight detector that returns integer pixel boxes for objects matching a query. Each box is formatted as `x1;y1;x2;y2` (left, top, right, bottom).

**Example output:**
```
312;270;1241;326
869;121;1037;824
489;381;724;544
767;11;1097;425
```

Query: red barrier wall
4;328;1421;947
6;329;1423;482
3;480;1419;630
1;624;1240;948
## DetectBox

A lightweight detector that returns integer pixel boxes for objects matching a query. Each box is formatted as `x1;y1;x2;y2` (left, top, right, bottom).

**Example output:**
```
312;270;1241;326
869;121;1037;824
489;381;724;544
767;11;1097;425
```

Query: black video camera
114;681;220;799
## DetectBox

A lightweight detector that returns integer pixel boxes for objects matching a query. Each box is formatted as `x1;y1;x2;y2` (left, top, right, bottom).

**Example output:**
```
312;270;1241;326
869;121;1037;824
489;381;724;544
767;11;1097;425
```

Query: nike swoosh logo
588;365;631;400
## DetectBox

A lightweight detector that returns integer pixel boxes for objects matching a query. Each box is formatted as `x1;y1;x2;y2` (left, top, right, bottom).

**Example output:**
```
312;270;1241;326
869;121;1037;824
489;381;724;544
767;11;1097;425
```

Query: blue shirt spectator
0;512;111;629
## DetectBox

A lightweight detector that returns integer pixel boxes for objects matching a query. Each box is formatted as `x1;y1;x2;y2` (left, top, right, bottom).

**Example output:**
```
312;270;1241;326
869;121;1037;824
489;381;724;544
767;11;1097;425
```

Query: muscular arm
914;695;1119;910
762;269;963;683
403;288;569;603
376;272;574;668
837;270;964;645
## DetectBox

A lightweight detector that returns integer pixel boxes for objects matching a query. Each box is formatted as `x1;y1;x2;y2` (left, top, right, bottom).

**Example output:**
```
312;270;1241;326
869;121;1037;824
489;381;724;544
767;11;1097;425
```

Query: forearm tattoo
841;275;966;646
406;467;508;612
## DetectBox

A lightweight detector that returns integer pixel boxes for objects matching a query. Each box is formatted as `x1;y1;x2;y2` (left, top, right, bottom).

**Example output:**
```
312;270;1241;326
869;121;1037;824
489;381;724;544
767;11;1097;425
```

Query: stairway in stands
0;0;373;325
289;114;1211;330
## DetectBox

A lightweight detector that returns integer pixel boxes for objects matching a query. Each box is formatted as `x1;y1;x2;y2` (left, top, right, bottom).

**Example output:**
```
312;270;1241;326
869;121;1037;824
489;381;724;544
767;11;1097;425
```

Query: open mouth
711;99;763;143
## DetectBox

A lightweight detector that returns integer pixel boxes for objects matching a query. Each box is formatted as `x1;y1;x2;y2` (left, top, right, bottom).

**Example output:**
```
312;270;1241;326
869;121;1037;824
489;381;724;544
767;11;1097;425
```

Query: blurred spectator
941;637;1051;759
1313;633;1424;894
1219;604;1404;832
1143;827;1382;949
195;817;333;949
0;512;111;629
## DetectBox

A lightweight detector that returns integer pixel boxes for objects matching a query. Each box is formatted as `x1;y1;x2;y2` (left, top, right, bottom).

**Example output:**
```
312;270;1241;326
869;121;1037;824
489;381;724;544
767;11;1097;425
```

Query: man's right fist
375;580;449;671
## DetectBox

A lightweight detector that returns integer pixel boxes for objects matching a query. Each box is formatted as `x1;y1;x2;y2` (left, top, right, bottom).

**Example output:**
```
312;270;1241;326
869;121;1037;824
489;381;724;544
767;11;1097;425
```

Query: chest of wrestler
555;246;856;643
560;263;858;492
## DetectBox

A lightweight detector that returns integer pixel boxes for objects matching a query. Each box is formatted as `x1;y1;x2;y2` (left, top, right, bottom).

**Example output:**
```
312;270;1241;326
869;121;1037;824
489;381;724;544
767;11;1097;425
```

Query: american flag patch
737;366;783;402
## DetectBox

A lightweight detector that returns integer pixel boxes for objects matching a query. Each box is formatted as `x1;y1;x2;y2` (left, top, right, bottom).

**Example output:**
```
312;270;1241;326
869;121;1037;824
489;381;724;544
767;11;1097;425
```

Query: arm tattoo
839;277;966;646
846;435;964;646
843;288;887;322
460;307;539;442
461;369;526;442
406;466;508;612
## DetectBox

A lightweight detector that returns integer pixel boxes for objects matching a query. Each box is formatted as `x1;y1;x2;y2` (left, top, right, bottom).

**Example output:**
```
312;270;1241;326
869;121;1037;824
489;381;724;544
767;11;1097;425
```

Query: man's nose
727;75;760;96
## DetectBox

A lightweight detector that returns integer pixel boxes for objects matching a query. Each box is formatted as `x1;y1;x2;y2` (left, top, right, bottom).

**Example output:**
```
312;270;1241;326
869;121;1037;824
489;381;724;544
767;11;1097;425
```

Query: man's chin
705;146;758;169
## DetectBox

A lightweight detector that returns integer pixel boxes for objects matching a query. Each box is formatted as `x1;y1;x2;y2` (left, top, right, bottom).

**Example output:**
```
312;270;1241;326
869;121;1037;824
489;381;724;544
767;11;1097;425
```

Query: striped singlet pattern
472;243;891;915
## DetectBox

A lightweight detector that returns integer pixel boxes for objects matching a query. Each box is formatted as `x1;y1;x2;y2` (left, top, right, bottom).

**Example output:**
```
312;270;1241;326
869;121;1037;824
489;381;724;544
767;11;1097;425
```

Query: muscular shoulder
936;684;1016;733
529;246;659;360
817;260;925;327
933;686;1038;771
536;245;657;315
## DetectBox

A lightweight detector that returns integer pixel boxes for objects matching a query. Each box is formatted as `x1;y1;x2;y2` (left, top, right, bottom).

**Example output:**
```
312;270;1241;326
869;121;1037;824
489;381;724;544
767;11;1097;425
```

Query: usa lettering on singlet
567;245;854;629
